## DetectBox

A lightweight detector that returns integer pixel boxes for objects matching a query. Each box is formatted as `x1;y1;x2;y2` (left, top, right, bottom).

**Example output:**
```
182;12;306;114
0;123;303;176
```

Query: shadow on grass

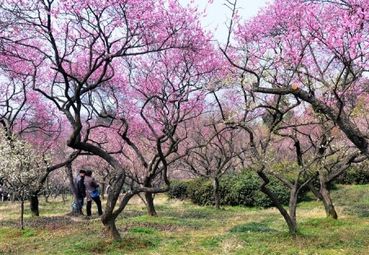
63;234;160;254
0;215;84;229
121;209;146;218
229;221;278;233
66;232;161;254
162;206;233;220
344;204;369;217
123;222;178;232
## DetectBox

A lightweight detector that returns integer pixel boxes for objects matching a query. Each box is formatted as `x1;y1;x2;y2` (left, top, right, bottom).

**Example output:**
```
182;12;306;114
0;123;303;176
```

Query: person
84;170;103;216
75;169;86;215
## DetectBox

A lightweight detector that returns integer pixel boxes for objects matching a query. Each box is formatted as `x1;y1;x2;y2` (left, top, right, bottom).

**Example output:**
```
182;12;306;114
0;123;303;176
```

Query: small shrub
168;180;189;200
337;165;369;185
168;171;295;208
186;178;214;206
252;180;290;207
222;172;259;206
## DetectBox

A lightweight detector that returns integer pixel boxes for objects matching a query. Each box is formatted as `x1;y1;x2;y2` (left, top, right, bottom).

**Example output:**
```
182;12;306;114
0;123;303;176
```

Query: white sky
181;0;270;42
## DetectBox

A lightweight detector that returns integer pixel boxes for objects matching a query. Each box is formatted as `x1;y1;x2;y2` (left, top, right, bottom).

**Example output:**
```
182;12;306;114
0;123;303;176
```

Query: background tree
0;129;49;229
0;0;218;240
179;117;244;209
0;67;78;216
230;0;369;157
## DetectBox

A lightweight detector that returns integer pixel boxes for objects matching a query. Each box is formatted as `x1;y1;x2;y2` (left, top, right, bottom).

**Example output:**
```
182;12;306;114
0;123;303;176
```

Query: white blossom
0;129;50;198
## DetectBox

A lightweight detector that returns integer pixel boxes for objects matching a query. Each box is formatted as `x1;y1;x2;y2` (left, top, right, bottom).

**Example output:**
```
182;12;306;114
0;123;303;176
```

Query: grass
1;184;369;254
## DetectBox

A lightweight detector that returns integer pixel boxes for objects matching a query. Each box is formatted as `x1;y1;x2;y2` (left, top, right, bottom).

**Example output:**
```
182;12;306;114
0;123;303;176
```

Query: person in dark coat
75;169;86;214
84;170;103;216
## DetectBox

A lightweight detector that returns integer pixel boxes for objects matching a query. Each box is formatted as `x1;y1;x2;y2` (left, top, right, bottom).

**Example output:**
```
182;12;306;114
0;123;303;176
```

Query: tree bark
44;178;50;203
65;163;81;214
289;187;298;229
213;177;221;209
62;192;66;204
102;217;121;241
143;178;157;216
101;182;106;200
254;87;369;156
319;176;338;219
44;194;49;203
20;199;24;230
257;171;297;235
100;171;127;241
29;193;39;216
144;192;157;216
308;182;323;201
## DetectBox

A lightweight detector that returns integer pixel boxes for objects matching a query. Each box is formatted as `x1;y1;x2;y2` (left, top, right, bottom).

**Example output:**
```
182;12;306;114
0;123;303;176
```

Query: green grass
1;184;369;254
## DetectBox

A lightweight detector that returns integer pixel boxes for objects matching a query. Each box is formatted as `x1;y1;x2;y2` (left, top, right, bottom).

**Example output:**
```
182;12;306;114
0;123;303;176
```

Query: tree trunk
308;182;323;201
288;187;298;231
44;178;50;203
101;182;106;200
213;177;221;209
62;192;66;204
20;199;24;230
44;192;49;203
65;163;81;214
100;170;127;241
143;178;157;216
319;175;338;219
144;192;157;216
102;217;121;241
29;193;39;216
257;171;297;235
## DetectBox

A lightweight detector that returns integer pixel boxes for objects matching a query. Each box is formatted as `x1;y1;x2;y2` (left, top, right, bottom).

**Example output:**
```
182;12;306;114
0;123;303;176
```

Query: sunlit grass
1;185;369;254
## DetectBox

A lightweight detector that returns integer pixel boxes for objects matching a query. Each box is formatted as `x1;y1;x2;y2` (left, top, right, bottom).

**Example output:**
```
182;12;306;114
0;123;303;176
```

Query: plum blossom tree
0;129;49;229
210;78;364;233
179;117;245;209
230;0;369;157
0;0;220;240
221;0;369;225
269;109;358;222
0;67;78;216
303;119;367;219
207;67;327;233
240;97;308;235
85;44;220;216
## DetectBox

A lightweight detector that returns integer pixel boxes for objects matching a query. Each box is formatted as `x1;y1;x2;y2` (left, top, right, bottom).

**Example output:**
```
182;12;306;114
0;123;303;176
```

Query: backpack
90;189;100;198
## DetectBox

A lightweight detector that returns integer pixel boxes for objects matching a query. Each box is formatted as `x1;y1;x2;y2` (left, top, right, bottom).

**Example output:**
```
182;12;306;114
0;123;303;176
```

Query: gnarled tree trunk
101;190;137;241
308;182;323;201
144;192;157;216
143;179;157;216
310;173;338;219
212;177;221;209
102;215;121;241
20;198;25;230
257;171;297;235
101;182;106;200
319;175;338;219
29;193;39;216
288;186;298;228
66;163;81;215
100;171;127;241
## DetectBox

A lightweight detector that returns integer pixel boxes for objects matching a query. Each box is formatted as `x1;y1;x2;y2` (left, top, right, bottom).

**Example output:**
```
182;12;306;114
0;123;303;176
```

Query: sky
181;0;270;42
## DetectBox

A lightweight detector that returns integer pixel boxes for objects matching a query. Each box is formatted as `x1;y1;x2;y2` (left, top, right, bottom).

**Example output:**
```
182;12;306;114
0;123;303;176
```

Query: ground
1;185;369;255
